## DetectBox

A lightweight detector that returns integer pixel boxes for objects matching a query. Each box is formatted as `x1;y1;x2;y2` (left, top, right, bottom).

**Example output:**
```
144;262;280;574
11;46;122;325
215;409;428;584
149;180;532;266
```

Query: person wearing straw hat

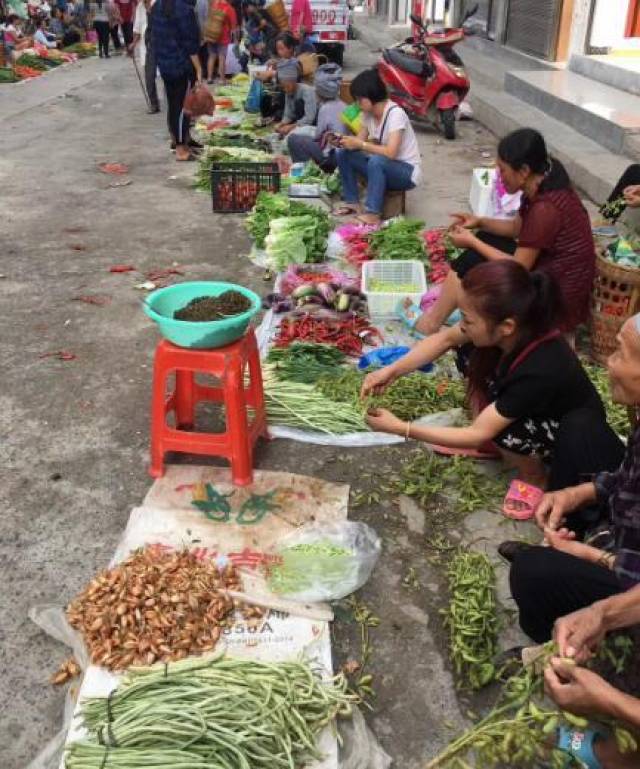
499;312;640;645
287;62;346;171
274;56;317;137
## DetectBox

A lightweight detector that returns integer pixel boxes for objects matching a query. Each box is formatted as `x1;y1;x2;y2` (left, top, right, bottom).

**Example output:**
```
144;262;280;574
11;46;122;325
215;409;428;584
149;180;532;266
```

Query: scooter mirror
409;13;424;27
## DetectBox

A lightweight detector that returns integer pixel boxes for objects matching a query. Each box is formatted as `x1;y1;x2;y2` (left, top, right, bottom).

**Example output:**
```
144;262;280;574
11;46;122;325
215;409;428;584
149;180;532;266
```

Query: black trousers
93;20;110;57
452;232;517;278
121;20;133;46
144;38;159;110
603;163;640;221
162;73;191;145
109;23;121;49
510;546;623;643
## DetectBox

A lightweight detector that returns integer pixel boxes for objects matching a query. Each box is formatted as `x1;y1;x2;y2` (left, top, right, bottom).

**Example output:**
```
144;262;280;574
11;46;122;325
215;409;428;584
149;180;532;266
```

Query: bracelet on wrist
405;422;412;441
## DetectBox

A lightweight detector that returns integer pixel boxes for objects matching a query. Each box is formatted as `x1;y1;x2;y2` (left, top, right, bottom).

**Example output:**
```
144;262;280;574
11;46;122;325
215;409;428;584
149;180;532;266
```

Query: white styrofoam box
362;260;427;320
469;166;495;216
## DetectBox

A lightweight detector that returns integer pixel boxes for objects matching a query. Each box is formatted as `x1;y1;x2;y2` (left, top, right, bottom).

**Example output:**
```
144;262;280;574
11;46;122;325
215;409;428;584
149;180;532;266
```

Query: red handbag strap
507;329;562;376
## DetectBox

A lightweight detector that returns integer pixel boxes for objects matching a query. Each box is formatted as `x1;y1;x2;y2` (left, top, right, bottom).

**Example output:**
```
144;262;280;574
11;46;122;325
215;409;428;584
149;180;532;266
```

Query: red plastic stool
149;328;267;486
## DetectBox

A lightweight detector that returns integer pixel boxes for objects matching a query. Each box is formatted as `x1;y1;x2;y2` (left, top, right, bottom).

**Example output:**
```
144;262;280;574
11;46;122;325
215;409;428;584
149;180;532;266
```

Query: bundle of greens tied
427;641;638;768
66;653;358;769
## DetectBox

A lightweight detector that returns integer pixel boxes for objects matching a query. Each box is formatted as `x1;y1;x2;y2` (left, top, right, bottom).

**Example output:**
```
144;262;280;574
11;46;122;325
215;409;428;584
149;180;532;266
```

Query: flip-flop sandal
556;726;605;769
429;444;500;459
502;479;544;520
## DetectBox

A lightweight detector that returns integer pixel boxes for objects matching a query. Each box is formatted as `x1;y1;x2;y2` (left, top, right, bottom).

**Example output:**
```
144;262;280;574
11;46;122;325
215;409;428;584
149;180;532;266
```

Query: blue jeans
336;149;415;214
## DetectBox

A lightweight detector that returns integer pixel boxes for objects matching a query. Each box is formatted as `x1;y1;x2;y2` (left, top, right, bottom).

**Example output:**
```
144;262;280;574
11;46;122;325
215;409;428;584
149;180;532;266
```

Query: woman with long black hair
363;261;624;493
412;128;596;337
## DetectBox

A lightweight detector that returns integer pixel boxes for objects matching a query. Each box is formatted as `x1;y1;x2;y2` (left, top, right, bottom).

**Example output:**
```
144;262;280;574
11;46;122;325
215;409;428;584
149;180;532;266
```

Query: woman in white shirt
334;68;422;224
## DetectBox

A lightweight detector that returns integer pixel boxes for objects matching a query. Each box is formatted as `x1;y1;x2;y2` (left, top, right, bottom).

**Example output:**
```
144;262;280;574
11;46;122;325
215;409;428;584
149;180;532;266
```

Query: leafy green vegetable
265;214;331;271
282;161;342;196
246;192;330;256
194;146;274;191
369;217;426;261
316;367;466;422
267;343;345;383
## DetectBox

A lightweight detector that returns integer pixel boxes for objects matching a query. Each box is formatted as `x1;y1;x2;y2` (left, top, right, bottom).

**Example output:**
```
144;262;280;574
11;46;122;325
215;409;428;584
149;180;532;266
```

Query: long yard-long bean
66;653;356;769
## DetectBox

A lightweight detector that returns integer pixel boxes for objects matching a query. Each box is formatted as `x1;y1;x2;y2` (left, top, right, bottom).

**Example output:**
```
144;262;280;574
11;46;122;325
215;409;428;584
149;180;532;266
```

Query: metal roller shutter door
505;0;564;60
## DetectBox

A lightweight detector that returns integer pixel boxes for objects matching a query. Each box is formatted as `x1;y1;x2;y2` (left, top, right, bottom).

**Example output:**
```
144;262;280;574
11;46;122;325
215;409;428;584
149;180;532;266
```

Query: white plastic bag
267;521;381;602
339;707;393;769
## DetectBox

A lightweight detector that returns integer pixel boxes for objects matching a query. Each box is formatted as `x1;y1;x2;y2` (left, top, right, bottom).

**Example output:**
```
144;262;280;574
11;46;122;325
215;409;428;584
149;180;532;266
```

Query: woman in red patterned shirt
415;128;596;338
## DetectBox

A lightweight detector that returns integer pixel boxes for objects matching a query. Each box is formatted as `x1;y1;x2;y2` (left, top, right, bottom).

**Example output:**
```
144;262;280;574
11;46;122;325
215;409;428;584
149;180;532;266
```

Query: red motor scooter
377;4;478;140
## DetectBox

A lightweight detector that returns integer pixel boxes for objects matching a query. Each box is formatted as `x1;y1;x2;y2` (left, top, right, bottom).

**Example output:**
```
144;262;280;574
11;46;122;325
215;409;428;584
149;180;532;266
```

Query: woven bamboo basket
266;0;289;30
590;251;640;363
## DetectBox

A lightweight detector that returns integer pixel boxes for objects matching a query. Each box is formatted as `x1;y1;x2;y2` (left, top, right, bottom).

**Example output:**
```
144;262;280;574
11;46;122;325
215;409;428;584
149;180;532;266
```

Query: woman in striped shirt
412;128;596;338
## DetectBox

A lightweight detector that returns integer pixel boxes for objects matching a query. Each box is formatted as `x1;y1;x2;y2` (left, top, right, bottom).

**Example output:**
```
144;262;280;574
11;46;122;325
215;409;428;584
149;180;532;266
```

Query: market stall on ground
28;75;640;769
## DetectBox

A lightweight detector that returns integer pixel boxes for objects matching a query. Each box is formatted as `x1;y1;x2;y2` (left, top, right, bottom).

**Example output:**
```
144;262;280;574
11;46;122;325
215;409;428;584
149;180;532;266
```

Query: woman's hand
449;225;477;249
361;366;398;398
450;212;481;229
365;408;406;435
544;528;603;563
544;658;618;717
340;135;364;151
624;184;640;208
277;123;294;136
553;603;607;661
535;488;580;531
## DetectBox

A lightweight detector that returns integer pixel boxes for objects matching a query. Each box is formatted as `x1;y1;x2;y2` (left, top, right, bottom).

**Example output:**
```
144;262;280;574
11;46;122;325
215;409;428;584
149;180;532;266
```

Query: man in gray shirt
275;58;317;137
287;63;347;171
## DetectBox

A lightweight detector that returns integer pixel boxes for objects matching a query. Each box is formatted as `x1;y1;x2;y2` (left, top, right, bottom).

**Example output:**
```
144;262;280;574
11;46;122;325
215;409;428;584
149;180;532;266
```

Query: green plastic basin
143;281;261;349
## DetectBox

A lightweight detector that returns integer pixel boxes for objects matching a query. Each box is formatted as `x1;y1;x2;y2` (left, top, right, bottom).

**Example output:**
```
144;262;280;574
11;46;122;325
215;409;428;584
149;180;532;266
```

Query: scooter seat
383;47;429;77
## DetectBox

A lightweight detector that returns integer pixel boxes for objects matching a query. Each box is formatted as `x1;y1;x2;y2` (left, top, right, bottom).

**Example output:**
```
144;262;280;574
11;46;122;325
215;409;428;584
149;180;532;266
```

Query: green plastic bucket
143;281;261;349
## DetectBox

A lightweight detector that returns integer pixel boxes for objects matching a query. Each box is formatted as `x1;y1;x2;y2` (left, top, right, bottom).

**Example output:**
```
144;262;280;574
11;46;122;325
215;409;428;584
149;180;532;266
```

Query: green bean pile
66;654;357;769
443;550;499;691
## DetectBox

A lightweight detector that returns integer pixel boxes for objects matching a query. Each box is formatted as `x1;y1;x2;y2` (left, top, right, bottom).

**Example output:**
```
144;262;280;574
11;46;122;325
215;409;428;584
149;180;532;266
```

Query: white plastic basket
362;260;427;320
469;166;495;216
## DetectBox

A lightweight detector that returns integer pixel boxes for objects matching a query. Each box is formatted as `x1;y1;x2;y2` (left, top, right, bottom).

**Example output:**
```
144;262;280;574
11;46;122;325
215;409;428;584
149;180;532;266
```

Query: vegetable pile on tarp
316;367;466;421
267;342;346;383
65;547;262;671
370;218;426;261
0;67;18;83
423;227;462;283
265;214;330;271
247;193;330;263
273;314;382;357
264;282;367;315
63;42;97;58
263;363;367;434
280;263;360;295
328;222;379;266
66;653;358;769
206;129;271;151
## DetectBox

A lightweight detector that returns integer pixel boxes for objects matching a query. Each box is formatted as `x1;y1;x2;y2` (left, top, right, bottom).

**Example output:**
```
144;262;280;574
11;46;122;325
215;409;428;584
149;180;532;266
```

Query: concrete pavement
1;38;522;769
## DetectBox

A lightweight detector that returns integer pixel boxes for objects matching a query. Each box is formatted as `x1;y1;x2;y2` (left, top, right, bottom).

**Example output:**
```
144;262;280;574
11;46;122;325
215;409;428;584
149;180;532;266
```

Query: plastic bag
267;521;381;602
245;77;264;113
183;84;215;117
25;605;90;769
339;707;393;769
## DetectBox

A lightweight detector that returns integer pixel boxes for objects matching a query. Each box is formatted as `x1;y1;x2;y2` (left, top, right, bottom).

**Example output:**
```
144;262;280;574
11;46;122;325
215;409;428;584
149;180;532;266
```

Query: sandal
502;479;544;520
429;444;500;459
556;725;605;769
